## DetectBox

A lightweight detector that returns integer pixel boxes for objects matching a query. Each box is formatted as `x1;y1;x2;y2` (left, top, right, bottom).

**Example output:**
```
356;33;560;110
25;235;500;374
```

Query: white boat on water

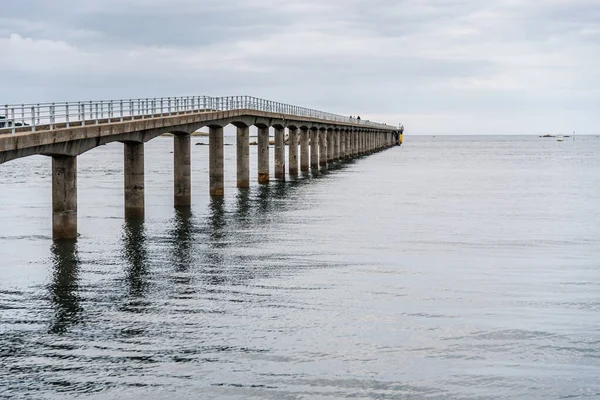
557;135;564;142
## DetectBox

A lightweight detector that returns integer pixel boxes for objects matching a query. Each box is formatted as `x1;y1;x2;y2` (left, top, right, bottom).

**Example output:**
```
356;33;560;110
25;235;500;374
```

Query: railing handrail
0;95;394;135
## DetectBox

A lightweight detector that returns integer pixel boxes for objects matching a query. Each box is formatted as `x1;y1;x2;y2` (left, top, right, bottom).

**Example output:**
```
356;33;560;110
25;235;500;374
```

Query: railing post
81;103;85;127
31;106;35;132
120;100;124;122
11;107;15;134
50;104;55;130
66;104;70;128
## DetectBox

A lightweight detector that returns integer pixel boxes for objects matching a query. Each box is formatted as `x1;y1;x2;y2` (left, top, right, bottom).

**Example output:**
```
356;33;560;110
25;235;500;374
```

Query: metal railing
0;95;392;135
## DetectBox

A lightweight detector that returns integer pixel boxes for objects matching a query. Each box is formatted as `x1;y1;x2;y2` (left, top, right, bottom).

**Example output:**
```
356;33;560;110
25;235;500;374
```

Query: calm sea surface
1;135;599;399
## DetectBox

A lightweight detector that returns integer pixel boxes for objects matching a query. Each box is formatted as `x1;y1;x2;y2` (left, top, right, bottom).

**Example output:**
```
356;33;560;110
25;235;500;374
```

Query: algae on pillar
236;125;250;188
124;142;145;218
52;155;77;240
209;126;224;196
288;127;299;177
274;127;285;180
174;133;191;207
258;126;269;184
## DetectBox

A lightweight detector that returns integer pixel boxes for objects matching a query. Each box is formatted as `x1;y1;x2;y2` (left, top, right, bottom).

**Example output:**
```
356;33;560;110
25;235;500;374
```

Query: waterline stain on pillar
124;142;145;219
209;126;224;196
52;155;77;240
258;126;269;184
174;133;191;207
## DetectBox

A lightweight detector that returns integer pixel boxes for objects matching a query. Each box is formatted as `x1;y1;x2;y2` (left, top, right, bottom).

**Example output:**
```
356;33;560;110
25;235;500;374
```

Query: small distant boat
557;135;564;142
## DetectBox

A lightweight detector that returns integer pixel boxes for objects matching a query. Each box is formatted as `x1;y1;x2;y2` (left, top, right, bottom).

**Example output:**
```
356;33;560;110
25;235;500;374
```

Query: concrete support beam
274;127;285;180
319;129;328;168
288;128;299;177
310;129;319;170
124;142;145;218
52;156;77;239
209;126;224;196
174;133;191;207
258;126;269;184
236;125;250;188
300;128;310;172
340;131;346;159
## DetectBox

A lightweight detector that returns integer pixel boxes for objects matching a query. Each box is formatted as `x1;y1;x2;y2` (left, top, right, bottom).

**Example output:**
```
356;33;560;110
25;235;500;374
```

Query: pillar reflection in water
204;197;227;286
48;239;82;334
122;219;148;301
171;207;193;273
235;188;251;225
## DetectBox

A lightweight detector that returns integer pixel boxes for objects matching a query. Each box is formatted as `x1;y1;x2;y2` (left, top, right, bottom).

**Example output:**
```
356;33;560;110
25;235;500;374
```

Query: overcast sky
1;0;599;134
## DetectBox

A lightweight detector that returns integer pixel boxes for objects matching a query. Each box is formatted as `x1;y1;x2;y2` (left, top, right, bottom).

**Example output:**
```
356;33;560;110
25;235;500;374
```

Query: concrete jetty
0;96;401;239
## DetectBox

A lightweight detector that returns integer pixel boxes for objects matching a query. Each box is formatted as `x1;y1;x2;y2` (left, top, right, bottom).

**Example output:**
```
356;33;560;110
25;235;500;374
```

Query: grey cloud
1;0;600;134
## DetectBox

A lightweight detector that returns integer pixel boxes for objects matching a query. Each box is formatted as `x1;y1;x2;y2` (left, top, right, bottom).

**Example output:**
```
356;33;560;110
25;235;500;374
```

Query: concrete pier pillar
319;129;328;168
174;133;191;207
300;128;309;172
209;126;224;196
310;129;319;170
124;142;145;218
274;127;285;180
52;156;77;239
332;130;338;161
258;126;269;184
327;130;334;163
335;130;341;160
288;127;299;177
340;130;346;159
236;125;250;188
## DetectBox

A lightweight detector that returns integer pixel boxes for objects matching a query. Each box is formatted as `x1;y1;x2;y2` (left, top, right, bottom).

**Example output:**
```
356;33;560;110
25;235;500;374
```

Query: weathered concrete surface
274;127;285;180
124;142;145;218
209;126;224;196
258;127;269;184
288;128;298;177
300;128;309;172
0;109;397;165
174;133;191;207
236;125;250;188
52;156;77;240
